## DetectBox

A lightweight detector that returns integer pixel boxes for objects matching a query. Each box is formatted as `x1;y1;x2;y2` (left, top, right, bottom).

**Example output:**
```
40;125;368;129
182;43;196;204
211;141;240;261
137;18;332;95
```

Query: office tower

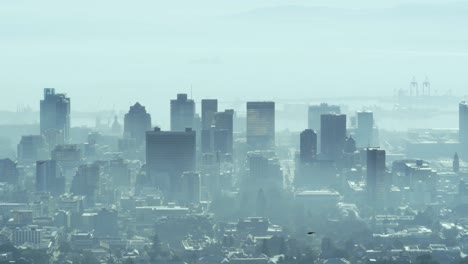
170;94;195;132
17;135;48;164
40;88;71;143
246;102;275;150
308;103;340;131
124;102;152;146
214;109;234;154
201;99;218;130
320;114;346;160
366;148;386;206
0;158;18;184
356;111;374;148
36;160;65;196
300;129;317;164
180;172;201;204
70;164;100;206
109;158;130;187
201;99;218;153
460;101;468;146
146;127;196;196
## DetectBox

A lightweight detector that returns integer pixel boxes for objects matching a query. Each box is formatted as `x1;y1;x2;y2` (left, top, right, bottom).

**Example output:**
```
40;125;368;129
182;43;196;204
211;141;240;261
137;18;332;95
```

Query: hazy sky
1;0;467;122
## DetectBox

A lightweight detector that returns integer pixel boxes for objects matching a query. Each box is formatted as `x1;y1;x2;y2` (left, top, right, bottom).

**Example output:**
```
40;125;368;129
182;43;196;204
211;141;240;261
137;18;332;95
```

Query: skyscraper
40;88;71;143
170;94;195;132
146;127;196;196
300;129;317;164
246;102;275;150
308;103;340;131
36;160;65;196
459;101;468;146
366;148;386;206
356;111;374;148
320;114;346;160
201;99;218;153
70;163;100;206
124;102;152;146
201;99;218;130
214;109;234;154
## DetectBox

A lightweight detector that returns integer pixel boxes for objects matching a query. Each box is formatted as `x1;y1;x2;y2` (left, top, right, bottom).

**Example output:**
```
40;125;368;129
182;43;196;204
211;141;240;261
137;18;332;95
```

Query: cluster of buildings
1;88;468;263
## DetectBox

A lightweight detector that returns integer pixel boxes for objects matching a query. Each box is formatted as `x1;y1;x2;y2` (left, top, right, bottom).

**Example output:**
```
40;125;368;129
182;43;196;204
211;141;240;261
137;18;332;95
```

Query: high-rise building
36;160;65;196
146;127;196;196
70;164;100;206
366;148;387;206
40;88;71;143
320;114;346;160
201;99;218;153
109;158;130;187
459;101;468;146
214;109;234;154
0;158;18;184
246;102;275;150
124;102;152;146
170;94;195;132
17;135;48;164
356;111;374;148
180;172;201;204
201;99;218;130
300;129;317;164
308;103;340;131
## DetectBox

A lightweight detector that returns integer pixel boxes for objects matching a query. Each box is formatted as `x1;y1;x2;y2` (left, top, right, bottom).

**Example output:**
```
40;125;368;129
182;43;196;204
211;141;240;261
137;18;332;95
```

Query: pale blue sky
1;0;467;124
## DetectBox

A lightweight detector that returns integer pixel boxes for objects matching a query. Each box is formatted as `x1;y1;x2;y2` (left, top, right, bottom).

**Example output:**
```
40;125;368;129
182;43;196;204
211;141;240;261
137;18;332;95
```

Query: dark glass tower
146;127;196;196
300;129;317;163
320;114;346;160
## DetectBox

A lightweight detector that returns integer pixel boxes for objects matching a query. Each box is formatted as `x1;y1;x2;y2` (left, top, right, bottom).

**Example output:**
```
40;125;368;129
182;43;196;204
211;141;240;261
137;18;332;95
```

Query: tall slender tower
320;114;346;160
201;99;218;153
356;111;374;148
300;129;317;163
366;148;386;207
